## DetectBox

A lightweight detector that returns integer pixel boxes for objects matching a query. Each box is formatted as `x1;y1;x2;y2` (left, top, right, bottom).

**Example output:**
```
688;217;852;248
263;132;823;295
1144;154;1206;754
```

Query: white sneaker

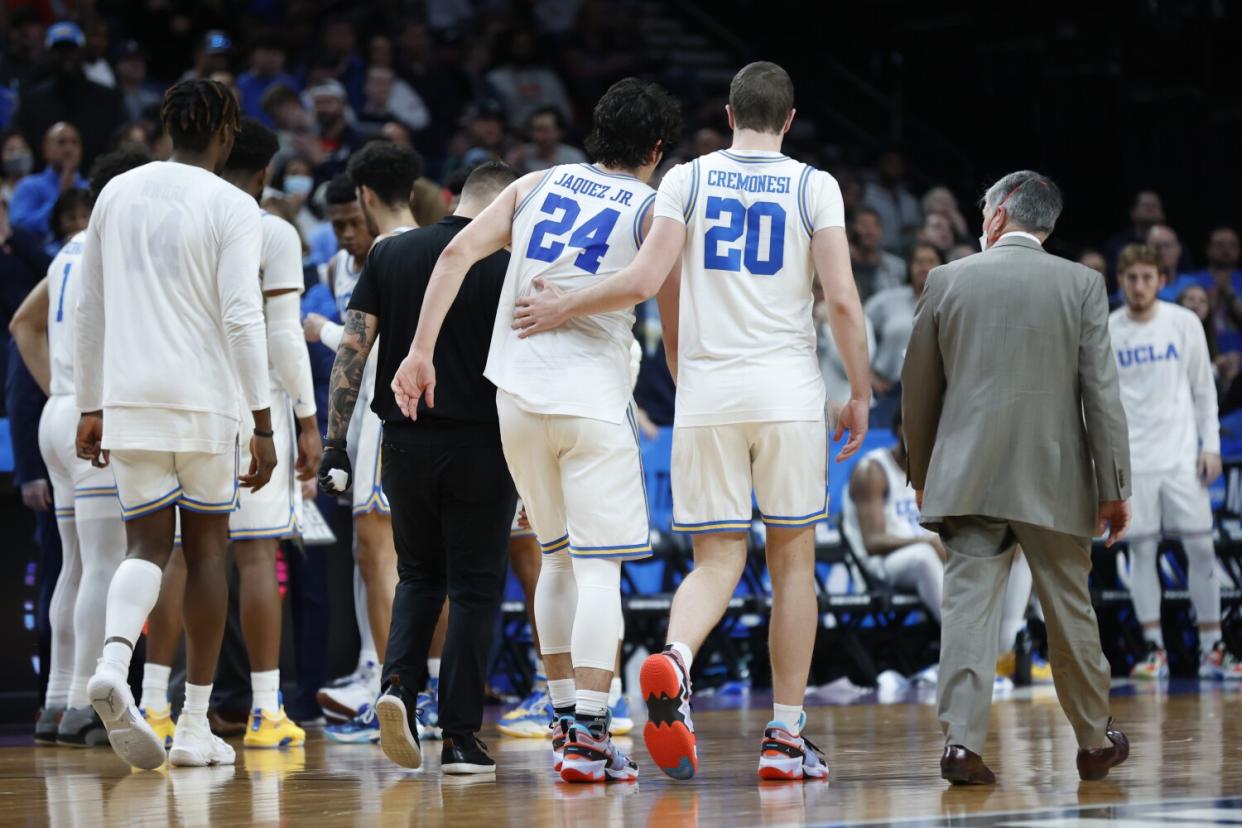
316;661;380;721
169;716;236;767
88;670;167;771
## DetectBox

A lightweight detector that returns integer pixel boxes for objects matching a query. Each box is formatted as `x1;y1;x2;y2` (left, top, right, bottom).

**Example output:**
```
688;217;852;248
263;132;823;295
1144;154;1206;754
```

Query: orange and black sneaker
640;646;697;780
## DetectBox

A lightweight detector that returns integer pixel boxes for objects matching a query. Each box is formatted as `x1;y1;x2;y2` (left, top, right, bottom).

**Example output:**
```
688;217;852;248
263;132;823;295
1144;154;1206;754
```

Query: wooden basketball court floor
4;681;1241;827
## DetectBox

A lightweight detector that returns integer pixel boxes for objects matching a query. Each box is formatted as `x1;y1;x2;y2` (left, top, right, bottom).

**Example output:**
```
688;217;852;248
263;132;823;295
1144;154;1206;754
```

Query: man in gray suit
902;170;1133;784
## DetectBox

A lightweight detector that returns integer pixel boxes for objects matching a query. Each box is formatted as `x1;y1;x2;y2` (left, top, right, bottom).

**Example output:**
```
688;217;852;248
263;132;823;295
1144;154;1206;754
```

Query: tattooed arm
326;309;380;443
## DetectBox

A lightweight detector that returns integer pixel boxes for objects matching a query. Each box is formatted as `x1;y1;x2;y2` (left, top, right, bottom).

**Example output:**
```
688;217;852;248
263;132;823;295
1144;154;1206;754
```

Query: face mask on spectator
4;151;33;178
284;175;313;196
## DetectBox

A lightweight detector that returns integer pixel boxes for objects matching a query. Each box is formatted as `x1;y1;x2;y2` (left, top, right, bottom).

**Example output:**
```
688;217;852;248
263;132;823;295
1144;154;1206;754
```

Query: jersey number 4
704;197;785;276
526;193;620;275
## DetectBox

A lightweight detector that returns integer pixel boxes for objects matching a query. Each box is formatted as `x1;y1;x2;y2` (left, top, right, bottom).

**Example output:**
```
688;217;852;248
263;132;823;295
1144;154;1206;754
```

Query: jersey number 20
526;193;620;275
704;196;785;276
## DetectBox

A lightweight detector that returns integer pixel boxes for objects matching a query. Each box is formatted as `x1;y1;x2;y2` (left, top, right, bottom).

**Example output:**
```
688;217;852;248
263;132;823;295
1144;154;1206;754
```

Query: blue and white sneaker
560;714;638;783
416;679;442;741
324;703;380;743
498;689;553;738
610;694;633;736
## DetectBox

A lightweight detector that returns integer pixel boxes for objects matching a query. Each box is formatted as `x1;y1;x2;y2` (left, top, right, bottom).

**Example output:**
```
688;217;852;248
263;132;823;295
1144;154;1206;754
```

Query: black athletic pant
380;424;516;739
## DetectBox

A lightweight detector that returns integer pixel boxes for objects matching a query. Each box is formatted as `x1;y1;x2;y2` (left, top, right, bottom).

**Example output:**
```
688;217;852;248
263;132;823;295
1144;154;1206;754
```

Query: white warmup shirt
485;163;656;424
47;231;86;397
841;447;923;560
1108;300;1220;475
653;149;845;426
76;161;269;453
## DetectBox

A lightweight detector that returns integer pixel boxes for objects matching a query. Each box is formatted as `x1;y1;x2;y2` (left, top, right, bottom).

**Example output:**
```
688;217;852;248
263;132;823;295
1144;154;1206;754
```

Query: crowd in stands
1;2;1238;703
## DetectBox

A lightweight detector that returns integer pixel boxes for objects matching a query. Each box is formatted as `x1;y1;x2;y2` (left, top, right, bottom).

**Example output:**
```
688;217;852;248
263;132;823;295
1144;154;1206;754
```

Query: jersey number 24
526;193;620;275
704;196;785;276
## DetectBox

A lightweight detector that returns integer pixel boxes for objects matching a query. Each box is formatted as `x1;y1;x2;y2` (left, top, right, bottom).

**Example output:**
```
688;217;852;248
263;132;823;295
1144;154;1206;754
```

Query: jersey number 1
526;193;620;275
704;197;786;276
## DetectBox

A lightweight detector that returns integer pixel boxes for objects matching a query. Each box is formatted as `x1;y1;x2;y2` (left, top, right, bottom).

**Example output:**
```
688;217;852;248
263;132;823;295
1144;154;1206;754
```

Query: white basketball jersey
841;447;922;559
46;230;86;397
327;248;363;320
486;163;655;424
653;149;845;427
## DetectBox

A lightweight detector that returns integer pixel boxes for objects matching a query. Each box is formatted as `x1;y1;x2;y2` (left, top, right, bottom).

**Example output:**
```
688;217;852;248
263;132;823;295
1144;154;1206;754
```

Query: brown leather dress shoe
941;744;996;785
1077;718;1129;781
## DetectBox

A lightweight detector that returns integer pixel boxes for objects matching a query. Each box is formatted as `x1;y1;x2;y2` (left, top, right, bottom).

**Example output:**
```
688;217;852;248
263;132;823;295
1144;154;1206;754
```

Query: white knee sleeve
47;518;81;707
1000;551;1033;649
353;563;375;658
70;516;126;707
535;550;577;656
570;557;622;672
1182;535;1220;626
1128;539;1161;627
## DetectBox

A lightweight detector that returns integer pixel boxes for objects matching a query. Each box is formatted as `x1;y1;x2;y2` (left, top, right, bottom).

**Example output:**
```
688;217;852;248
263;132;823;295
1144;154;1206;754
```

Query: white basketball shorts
230;390;302;540
1129;465;1214;540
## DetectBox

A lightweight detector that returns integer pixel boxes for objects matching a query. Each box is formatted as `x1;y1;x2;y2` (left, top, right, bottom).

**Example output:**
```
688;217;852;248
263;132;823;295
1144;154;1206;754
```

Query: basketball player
510;62;872;781
313;140;423;743
1109;243;1241;680
219;117;321;746
9;147;154;746
390;77;683;782
76;79;277;770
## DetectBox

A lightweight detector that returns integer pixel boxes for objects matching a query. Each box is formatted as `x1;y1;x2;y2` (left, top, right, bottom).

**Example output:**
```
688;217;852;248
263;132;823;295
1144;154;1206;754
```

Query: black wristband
253;428;274;438
324;437;347;450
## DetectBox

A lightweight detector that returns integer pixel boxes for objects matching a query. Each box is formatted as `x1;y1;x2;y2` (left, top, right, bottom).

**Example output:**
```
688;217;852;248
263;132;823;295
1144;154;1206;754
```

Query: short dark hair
584;77;681;170
51;188;92;239
1118;243;1160;274
908;241;944;267
854;206;883;225
161;79;240;153
461;160;518;200
528;105;565;131
260;82;300;117
346;140;423;207
223;117;279;174
728;61;794;134
325;172;359;206
88;145;154;199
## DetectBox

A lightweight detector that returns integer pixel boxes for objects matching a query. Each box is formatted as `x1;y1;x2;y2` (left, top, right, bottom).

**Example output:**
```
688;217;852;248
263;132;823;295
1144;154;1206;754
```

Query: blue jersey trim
684;159;701;223
514;169;555;219
796;165;815;237
720;150;790;164
633;192;657;248
580;163;640;181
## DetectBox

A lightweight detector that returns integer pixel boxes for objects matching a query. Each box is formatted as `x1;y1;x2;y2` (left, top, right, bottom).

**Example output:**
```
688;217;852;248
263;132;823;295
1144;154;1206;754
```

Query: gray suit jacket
900;234;1131;538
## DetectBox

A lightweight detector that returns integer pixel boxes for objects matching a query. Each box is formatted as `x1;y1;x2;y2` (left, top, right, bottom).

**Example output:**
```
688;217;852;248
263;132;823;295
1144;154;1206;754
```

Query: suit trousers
937;516;1111;754
379;425;516;739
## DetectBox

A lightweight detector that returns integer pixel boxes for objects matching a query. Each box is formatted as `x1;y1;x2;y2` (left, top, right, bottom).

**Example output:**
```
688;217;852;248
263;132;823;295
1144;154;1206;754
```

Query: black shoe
1013;628;1033;687
375;680;422;769
56;706;108;747
441;734;496;775
35;706;64;745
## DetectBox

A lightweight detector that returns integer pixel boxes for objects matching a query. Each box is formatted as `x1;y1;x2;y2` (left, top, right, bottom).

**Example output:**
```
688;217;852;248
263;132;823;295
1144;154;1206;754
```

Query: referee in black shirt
317;161;518;774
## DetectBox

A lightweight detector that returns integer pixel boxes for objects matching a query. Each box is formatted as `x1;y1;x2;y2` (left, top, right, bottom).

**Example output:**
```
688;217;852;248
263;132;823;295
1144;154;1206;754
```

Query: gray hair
980;170;1063;234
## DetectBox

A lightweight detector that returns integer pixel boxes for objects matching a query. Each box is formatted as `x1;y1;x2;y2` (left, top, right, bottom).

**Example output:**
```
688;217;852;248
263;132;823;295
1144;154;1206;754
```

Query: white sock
183;682;212;719
141;663;171;711
358;648;379;672
68;676;88;710
45;669;72;709
576;688;609;719
427;658;441;681
548;678;575;713
100;559;163;678
251;669;279;712
1201;627;1223;653
773;703;805;734
669;641;693;671
608;676;622;707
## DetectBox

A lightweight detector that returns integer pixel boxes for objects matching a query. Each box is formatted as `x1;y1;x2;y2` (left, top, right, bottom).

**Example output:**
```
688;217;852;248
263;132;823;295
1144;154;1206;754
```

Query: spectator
1180;226;1242;304
921;185;970;242
1146;223;1185;277
833;166;863;219
179;29;234;82
13;22;125;168
272;154;321;242
865;242;944;427
0;9;45;93
484;28;573;128
81;19;115;88
1177;283;1237;392
10;122;87;241
946;243;975;262
395;19;472;157
301;80;364;185
917;211;954;256
210;71;243;107
0;131;34;205
112;121;152;152
861;149;921;251
380;121;414;148
0;196;49;380
507;106;586;173
239;34;301;126
360;66;430;135
262;82;312;156
850;206;906;301
691;127;726;158
453;103;510;170
114;40;163;123
319;17;368;112
46;187;91;256
411;177;449;227
815;277;876;413
1104;190;1189;282
1079;248;1107;280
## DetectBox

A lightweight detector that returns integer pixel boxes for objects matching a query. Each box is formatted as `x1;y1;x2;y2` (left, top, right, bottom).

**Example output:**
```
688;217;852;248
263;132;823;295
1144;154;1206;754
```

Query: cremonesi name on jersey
705;170;791;194
552;171;635;206
1117;341;1180;368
